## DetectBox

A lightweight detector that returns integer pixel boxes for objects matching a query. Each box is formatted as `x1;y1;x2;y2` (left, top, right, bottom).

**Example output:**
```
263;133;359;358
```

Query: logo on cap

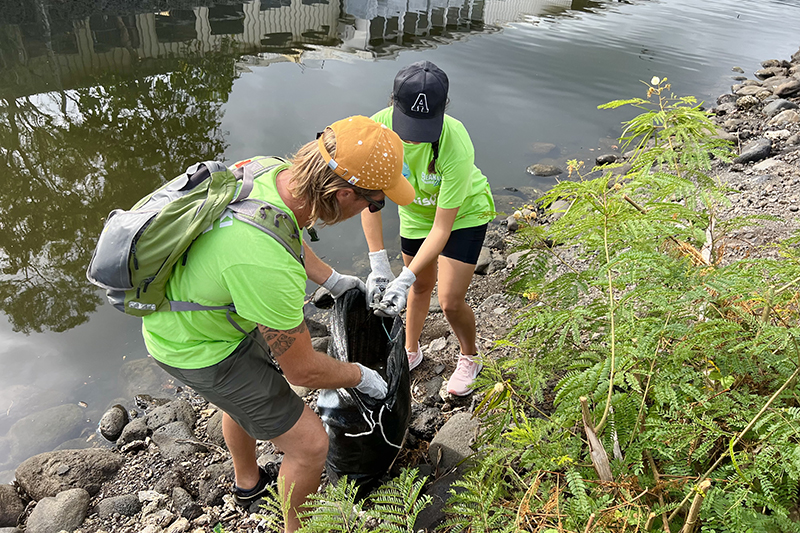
411;93;429;114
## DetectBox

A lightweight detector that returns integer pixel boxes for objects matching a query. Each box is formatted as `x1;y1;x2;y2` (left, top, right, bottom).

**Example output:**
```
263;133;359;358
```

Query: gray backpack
86;156;304;330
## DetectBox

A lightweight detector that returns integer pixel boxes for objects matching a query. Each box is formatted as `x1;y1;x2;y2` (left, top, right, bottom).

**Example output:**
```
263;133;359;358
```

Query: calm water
1;0;799;477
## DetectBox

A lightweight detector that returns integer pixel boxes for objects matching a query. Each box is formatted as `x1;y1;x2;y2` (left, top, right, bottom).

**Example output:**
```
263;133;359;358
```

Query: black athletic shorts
400;223;488;265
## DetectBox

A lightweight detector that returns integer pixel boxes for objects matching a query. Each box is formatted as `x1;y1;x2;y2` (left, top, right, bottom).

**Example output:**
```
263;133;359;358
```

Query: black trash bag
317;288;411;493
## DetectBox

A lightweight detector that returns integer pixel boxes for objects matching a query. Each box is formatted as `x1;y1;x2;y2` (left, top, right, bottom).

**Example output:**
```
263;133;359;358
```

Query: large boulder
428;412;480;472
3;404;84;468
25;488;89;533
15;449;124;501
119;358;172;399
150;421;204;460
0;485;24;527
145;400;196;431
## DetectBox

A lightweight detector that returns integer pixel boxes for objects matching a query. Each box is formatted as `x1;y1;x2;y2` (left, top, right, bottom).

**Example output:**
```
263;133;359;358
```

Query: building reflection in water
1;0;577;97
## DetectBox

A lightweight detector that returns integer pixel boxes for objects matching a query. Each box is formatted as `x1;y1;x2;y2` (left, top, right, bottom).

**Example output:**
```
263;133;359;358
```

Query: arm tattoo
258;322;307;358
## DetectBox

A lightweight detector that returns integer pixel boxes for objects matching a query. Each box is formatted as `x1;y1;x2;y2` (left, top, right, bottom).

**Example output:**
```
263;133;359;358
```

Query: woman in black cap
361;60;495;396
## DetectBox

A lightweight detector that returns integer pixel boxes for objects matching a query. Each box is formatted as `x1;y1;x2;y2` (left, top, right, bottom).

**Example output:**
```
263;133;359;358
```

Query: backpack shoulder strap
230;156;289;203
227;199;304;266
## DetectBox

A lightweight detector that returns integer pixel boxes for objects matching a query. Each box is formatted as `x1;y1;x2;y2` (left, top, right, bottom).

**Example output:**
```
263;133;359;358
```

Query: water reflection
0;51;235;334
0;0;606;99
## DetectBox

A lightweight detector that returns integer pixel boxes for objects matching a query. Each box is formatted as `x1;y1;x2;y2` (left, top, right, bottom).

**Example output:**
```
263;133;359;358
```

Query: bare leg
270;405;329;533
402;252;437;353
222;412;260;489
437;255;478;356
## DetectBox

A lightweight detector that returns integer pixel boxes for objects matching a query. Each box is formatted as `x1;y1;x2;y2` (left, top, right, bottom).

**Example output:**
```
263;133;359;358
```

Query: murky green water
1;0;799;476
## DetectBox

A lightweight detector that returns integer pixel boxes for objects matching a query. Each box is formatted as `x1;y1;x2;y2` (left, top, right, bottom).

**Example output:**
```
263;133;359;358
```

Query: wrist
322;269;341;291
368;249;389;268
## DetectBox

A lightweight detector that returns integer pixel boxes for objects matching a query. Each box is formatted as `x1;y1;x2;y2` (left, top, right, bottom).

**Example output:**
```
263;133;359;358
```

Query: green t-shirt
141;162;306;369
371;108;495;239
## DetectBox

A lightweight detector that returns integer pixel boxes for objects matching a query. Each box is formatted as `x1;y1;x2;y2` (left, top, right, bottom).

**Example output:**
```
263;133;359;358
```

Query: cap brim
392;106;443;143
383;173;416;206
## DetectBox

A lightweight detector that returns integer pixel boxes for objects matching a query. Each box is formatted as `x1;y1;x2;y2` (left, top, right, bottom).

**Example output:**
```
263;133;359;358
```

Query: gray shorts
154;333;305;441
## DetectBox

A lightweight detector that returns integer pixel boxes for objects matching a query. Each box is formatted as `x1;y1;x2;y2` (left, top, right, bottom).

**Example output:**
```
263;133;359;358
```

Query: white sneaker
406;346;423;371
446;354;482;396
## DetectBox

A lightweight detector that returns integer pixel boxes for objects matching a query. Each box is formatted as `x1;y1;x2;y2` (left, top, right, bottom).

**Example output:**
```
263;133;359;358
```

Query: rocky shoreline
2;47;799;533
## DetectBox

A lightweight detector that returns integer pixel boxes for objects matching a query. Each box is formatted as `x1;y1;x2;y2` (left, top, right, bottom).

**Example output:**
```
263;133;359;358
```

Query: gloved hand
322;269;366;299
354;363;388;399
366;250;395;306
373;267;416;317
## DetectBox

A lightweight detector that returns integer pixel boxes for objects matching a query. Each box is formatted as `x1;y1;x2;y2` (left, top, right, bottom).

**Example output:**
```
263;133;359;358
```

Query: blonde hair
289;129;374;226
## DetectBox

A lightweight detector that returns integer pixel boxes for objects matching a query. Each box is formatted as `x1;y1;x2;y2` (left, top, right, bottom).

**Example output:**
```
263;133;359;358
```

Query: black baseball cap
391;61;449;143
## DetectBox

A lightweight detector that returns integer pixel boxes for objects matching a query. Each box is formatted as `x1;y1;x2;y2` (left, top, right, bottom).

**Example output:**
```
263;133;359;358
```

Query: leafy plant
452;77;800;531
256;468;432;533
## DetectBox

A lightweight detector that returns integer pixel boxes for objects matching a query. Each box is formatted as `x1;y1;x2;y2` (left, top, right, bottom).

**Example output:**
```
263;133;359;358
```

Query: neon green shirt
371;108;495;239
141;162;306;369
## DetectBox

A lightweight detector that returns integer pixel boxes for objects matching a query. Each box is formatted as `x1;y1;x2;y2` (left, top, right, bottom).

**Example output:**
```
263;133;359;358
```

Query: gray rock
775;79;800;98
428;412;480;471
483;230;505;251
505;251;526;270
119;358;172;399
197;461;233;506
755;66;787;79
311;336;330;354
165;517;190;533
117;417;148;448
428;337;448;352
734;85;764;96
414;470;462;533
595;154;618;165
474;247;491;275
736;95;761;109
305;317;329;338
429;294;441;313
153;467;187;495
99;404;129;442
0;485;24;527
763;98;799;117
145;400;196;431
0;528;22;533
151;422;203;460
95;493;142;518
15;449;124;500
409;406;444;440
25;488;89;533
4;404;84;466
172;487;201;520
713;102;738;115
733;138;772;164
505;216;519;233
769;109;800;125
488;250;508;274
548;199;571;222
419;376;445;407
526;164;563;177
205;411;225;448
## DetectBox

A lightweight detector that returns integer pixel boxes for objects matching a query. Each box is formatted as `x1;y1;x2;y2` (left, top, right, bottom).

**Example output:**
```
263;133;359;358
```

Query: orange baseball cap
317;116;415;206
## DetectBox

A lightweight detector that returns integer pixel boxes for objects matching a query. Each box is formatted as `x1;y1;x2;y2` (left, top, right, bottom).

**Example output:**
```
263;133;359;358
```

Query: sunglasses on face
360;192;386;213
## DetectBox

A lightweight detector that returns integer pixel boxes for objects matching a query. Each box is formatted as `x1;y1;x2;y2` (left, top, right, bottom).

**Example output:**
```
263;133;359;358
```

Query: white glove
322;269;366;299
366;250;396;306
354;363;388;399
373;267;416;317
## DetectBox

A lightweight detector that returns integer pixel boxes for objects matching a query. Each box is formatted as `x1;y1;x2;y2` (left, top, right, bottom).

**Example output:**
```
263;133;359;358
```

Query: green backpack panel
86;156;303;319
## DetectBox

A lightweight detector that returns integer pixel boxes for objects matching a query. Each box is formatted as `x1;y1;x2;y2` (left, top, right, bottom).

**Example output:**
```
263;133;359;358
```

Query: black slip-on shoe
232;466;274;506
